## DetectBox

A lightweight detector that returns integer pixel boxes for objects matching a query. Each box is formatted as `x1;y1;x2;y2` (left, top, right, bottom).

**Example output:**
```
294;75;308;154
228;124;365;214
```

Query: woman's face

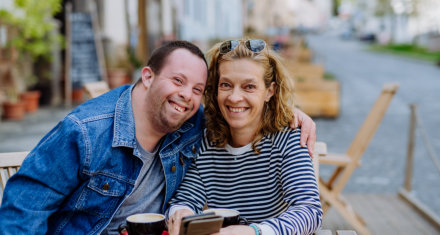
217;59;275;138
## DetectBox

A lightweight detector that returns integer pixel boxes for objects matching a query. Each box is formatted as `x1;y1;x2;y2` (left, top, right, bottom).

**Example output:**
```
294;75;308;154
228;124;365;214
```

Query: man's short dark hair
147;40;207;75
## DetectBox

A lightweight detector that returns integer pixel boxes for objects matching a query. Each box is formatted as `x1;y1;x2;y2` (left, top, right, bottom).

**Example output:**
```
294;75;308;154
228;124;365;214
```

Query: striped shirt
169;127;322;235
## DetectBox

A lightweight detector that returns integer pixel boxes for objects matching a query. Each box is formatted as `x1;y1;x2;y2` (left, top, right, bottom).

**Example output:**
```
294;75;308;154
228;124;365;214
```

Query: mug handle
118;223;128;235
238;216;248;225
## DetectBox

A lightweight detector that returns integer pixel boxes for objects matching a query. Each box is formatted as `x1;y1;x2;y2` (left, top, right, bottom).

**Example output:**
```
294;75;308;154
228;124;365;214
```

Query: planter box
287;62;324;82
295;80;340;118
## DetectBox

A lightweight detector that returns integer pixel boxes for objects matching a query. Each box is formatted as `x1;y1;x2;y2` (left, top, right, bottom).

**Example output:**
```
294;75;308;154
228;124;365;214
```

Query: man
0;41;316;234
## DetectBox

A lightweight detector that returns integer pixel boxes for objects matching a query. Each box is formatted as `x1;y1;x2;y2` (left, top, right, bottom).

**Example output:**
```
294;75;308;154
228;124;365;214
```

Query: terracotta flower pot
72;88;84;103
20;90;41;113
108;69;131;89
2;101;26;120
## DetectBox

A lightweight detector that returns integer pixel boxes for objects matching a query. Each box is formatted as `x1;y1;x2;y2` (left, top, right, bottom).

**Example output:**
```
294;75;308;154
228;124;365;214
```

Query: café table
317;229;358;235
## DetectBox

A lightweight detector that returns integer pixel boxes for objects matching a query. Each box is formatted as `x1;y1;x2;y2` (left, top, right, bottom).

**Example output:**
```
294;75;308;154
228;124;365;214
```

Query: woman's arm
262;128;322;234
166;161;207;235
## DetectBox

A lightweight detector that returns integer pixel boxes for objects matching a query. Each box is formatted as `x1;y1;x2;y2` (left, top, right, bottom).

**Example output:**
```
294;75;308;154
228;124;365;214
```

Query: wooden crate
295;80;340;118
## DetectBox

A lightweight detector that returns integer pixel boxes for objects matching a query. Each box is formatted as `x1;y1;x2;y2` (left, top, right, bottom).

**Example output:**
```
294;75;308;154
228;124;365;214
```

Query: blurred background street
1;0;440;234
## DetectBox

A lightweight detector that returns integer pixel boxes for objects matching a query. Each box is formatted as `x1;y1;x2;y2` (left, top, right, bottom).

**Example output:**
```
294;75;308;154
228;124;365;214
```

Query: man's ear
141;67;154;88
266;81;276;101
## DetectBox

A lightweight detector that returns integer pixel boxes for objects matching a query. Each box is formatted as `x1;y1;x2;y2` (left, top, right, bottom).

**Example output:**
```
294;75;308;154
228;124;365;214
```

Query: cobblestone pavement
307;31;440;215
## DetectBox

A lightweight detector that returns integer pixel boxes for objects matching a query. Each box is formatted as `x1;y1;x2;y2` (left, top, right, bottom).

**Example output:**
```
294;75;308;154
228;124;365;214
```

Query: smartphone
179;212;223;235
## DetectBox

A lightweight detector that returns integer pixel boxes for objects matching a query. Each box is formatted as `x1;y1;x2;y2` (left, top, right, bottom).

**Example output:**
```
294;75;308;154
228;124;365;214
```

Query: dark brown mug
203;208;248;227
118;213;166;235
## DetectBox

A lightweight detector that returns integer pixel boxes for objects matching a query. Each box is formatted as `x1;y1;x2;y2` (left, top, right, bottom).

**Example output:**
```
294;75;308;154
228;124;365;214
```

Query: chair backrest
0;151;29;203
333;83;399;194
83;81;110;99
313;141;328;180
346;83;399;160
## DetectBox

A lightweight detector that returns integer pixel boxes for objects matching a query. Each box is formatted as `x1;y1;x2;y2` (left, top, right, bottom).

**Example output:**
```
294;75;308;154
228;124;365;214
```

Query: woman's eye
245;84;256;89
174;78;183;84
219;82;230;88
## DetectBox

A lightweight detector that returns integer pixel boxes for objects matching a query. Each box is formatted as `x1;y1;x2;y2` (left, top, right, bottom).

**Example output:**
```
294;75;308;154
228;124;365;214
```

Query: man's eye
174;78;183;84
194;87;203;94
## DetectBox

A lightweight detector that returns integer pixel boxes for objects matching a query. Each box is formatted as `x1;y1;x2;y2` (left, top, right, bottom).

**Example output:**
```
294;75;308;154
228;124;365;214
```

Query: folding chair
0;151;29;204
318;83;399;235
83;81;110;99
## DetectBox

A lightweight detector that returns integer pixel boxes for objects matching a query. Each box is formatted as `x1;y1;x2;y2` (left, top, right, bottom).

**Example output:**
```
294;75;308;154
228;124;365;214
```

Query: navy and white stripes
169;127;322;234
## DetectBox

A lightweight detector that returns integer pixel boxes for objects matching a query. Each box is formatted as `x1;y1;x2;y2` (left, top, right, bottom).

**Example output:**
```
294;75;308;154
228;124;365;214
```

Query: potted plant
106;48;140;89
2;87;26;120
0;0;63;112
0;38;26;120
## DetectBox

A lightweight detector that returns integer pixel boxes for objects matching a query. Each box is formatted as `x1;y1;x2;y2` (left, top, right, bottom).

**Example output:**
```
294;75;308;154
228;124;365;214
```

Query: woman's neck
229;127;258;147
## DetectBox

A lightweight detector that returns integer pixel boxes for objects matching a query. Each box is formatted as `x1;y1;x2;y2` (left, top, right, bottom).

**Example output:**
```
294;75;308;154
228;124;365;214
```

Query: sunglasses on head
219;39;266;54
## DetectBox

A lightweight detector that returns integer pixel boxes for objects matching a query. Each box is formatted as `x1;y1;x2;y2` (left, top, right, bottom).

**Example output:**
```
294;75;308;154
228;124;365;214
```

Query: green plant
0;0;63;91
324;72;336;80
369;43;440;62
0;0;63;61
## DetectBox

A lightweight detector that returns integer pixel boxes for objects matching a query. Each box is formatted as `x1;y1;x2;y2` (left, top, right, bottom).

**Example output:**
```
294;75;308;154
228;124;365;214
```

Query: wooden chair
83;81;110;99
313;141;328;180
0;151;29;203
318;83;399;235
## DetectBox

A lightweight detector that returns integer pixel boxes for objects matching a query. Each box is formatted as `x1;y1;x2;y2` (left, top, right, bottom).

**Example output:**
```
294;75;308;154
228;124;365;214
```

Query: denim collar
112;85;194;149
112;85;136;148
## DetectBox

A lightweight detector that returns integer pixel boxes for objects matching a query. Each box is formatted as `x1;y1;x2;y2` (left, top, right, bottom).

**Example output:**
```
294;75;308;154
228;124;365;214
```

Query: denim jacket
0;85;203;234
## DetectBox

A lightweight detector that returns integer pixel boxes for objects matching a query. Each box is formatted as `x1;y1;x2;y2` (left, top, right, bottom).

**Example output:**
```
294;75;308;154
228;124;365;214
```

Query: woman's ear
141;67;154;88
266;81;276;101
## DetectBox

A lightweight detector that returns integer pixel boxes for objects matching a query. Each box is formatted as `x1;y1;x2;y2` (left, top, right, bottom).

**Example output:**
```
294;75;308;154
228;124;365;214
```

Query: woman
167;39;322;235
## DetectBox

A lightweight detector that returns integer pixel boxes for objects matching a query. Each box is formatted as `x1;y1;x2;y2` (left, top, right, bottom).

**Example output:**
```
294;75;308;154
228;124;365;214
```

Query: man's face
144;49;207;133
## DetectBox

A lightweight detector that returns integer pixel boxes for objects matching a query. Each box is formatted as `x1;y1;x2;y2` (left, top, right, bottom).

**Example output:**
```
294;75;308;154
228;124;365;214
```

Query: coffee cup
203;208;248;227
118;213;166;235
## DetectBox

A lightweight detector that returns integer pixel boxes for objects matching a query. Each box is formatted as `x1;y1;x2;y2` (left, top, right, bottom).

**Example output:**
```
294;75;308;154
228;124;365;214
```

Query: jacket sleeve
0;115;85;234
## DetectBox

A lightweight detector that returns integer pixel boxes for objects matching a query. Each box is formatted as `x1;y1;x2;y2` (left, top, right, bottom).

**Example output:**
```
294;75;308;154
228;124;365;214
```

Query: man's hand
291;108;316;157
211;225;255;235
168;208;194;235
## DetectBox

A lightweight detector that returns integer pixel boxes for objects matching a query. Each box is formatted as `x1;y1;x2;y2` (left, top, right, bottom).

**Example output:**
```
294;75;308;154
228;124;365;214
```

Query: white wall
177;0;243;45
103;0;127;44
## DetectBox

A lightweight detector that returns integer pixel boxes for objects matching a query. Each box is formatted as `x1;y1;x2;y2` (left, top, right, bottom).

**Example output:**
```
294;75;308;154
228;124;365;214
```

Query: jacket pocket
76;174;128;218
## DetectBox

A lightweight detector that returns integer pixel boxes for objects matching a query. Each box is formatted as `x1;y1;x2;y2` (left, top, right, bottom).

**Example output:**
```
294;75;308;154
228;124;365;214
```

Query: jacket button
171;165;176;172
192;145;197;154
179;156;185;166
103;183;110;192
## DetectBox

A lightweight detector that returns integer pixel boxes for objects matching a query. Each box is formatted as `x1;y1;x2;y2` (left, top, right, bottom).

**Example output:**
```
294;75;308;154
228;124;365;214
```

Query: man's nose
178;86;192;101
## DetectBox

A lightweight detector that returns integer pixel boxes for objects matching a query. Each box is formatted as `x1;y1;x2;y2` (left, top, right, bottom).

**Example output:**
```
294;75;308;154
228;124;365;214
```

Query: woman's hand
292;107;317;157
211;225;256;235
167;208;194;235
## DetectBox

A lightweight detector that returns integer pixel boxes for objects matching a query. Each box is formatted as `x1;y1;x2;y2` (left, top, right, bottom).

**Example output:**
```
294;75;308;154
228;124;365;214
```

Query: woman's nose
227;88;243;103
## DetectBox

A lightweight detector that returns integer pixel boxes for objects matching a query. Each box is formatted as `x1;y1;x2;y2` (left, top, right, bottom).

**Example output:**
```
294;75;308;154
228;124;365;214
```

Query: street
307;31;440;215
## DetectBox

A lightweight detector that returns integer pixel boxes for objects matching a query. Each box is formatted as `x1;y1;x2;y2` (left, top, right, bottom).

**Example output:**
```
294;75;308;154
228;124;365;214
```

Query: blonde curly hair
204;39;295;151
